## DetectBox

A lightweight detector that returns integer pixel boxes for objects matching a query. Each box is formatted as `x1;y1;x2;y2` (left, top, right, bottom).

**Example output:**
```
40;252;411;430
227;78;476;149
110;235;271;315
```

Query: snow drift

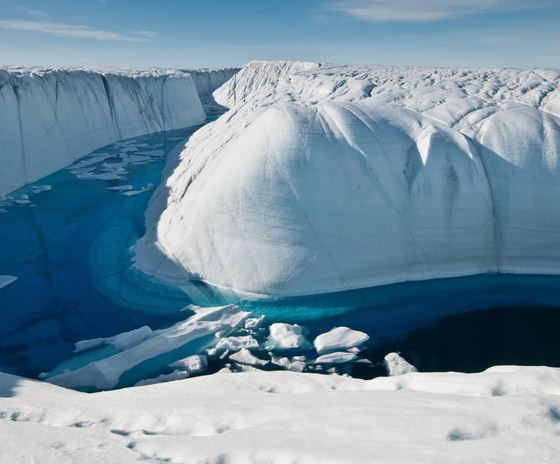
135;61;560;298
0;66;237;197
2;366;560;463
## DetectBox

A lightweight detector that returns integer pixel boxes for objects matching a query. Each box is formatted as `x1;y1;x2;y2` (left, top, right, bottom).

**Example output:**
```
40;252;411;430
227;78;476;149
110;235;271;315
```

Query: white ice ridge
0;66;237;197
2;366;560;463
135;61;560;298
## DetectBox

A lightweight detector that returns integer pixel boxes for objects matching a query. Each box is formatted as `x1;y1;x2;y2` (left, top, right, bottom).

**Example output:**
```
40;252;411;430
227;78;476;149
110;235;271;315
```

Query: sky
0;0;558;69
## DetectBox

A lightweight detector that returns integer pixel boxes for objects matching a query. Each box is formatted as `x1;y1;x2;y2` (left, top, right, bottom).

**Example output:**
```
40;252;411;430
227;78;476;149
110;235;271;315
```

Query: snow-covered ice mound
135;61;560;298
2;366;560;463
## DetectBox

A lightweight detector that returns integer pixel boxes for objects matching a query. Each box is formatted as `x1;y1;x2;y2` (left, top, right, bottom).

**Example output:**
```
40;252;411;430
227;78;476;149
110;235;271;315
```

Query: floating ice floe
121;183;155;197
314;352;359;364
265;323;310;350
76;173;122;181
136;150;165;158
105;185;133;191
68;153;113;170
31;185;52;194
0;275;17;290
313;327;370;355
384;352;418;376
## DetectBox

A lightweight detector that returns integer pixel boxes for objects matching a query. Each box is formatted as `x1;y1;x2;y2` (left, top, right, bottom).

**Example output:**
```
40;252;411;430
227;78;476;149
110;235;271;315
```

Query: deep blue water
0;126;200;376
1;119;560;382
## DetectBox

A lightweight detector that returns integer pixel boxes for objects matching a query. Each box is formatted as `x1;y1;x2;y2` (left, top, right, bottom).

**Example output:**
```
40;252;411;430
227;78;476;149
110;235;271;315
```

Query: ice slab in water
313;327;370;355
46;304;250;391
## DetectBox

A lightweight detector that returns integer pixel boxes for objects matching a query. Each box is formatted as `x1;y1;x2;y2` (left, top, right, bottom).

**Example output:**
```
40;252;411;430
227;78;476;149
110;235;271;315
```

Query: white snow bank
46;304;249;390
2;365;560;463
313;327;370;355
136;61;560;298
0;275;17;290
384;352;418;376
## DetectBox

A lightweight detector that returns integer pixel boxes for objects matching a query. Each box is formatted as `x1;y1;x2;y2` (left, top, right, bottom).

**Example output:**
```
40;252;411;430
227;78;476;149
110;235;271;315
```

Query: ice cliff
0;66;237;197
135;61;560;298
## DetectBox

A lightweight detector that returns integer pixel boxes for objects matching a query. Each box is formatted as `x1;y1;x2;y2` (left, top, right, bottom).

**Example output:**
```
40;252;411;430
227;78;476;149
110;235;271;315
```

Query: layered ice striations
0;66;237;197
135;61;560;298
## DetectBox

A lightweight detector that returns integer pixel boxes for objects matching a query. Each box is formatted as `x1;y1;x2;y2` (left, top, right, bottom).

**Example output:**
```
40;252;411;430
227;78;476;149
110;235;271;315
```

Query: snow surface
313;326;370;355
136;61;560;298
0;66;237;197
2;366;560;463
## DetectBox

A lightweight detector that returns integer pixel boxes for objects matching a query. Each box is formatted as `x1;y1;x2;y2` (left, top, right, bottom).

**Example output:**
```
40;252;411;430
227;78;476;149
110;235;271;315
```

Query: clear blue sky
0;0;558;69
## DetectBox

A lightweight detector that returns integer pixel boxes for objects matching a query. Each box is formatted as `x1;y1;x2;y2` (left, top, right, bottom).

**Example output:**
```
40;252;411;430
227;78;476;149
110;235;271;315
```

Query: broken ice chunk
106;185;134;191
76;173;122;181
384;352;418;376
121;183;155;196
313;327;370;355
0;275;17;290
314;352;359;364
215;335;259;352
244;315;265;329
31;185;52;194
229;348;269;367
169;354;208;376
265;323;310;350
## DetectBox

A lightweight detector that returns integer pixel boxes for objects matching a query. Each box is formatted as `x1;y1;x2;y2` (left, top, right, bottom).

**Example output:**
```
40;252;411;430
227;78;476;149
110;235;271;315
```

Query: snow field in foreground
1;366;560;463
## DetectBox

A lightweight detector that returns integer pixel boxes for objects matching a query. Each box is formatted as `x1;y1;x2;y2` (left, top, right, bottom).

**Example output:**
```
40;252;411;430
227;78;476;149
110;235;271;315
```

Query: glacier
135;61;560;298
0;66;237;197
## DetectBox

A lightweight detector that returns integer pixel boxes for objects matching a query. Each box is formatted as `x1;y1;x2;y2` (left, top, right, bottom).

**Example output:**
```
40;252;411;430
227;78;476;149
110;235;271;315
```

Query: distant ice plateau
133;61;560;298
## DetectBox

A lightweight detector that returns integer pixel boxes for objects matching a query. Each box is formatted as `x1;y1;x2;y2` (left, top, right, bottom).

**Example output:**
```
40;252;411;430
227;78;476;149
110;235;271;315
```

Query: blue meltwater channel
1;115;560;384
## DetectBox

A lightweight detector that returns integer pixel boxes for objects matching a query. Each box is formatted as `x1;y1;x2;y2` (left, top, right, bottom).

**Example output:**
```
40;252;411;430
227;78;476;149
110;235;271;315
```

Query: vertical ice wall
0;67;212;197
